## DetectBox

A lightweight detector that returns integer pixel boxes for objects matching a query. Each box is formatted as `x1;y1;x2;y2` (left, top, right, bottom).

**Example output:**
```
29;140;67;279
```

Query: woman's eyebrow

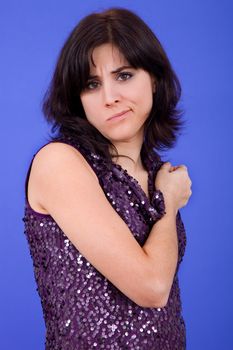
88;65;133;79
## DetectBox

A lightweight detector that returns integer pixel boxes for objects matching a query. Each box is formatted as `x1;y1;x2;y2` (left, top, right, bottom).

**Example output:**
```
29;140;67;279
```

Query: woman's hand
155;162;192;212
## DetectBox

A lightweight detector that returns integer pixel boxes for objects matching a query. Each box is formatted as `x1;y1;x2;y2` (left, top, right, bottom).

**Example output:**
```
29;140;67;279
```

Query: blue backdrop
1;1;232;349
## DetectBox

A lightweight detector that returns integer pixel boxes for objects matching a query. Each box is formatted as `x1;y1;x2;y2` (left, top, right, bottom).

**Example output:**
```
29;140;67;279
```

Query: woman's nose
102;82;120;106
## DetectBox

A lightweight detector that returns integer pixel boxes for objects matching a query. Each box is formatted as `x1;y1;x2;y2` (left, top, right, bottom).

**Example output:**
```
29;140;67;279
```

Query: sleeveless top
23;135;187;350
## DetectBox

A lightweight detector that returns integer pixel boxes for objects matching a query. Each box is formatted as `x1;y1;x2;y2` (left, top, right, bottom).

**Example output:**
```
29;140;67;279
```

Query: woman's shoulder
34;141;82;160
26;140;98;215
32;140;97;181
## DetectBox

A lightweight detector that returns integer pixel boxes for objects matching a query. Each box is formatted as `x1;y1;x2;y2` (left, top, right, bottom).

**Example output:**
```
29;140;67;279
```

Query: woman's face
80;43;155;144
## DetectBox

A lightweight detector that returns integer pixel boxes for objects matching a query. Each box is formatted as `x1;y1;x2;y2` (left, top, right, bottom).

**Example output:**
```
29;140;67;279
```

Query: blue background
1;1;232;349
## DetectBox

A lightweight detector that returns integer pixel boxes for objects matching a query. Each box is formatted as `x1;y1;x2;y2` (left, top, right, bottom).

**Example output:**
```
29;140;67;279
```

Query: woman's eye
117;72;133;81
84;72;132;90
86;81;99;90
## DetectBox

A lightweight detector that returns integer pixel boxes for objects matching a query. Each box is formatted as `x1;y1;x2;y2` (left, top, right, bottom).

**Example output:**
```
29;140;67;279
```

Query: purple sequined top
23;136;187;350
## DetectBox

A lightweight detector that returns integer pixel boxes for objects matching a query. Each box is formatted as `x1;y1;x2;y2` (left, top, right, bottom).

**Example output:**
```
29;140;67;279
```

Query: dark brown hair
42;7;185;165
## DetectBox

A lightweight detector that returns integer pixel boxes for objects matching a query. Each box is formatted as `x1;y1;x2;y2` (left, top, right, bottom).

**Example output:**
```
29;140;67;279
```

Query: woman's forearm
142;206;178;306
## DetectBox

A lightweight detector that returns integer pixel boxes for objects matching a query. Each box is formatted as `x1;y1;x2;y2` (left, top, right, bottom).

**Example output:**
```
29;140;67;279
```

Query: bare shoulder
32;142;97;177
27;141;98;214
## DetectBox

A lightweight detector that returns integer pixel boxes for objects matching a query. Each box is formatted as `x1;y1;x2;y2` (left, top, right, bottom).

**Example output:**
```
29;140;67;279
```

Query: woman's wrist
163;196;178;217
164;205;178;218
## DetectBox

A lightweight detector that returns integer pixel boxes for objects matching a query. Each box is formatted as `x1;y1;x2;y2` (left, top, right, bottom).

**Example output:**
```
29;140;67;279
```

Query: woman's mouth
107;109;131;121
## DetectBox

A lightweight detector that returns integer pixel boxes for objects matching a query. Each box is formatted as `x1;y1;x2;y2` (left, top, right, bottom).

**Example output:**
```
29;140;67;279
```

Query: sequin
23;135;187;349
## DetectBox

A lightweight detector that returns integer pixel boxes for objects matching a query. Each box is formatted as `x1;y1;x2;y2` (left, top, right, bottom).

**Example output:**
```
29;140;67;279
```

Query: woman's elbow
136;281;170;308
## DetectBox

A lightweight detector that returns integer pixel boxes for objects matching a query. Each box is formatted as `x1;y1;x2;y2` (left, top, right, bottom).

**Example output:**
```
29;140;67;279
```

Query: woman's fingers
177;164;187;171
162;163;191;187
163;163;188;172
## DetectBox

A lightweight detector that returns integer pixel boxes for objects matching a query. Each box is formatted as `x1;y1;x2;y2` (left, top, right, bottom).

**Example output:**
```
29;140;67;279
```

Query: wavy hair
42;7;185;165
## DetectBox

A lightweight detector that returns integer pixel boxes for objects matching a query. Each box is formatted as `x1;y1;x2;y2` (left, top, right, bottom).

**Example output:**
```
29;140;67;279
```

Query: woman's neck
110;137;146;176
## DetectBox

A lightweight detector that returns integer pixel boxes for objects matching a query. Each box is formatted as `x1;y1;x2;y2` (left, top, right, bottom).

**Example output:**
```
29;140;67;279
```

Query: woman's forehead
89;44;129;70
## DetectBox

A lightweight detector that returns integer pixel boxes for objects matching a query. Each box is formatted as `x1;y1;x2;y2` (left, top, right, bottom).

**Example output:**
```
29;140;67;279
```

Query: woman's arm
142;207;178;307
142;161;191;306
28;142;178;308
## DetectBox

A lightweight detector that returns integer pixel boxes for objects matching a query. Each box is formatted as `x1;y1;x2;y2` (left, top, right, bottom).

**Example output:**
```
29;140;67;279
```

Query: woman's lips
108;109;131;121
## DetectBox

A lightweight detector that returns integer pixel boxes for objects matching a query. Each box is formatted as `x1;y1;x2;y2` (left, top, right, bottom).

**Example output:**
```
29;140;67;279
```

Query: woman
23;7;192;350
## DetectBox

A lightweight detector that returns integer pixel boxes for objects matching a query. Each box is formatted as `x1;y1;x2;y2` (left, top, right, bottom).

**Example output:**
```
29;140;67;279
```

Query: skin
80;43;156;177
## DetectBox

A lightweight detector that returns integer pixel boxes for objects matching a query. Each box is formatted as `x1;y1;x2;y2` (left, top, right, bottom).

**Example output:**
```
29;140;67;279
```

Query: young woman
23;7;192;350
